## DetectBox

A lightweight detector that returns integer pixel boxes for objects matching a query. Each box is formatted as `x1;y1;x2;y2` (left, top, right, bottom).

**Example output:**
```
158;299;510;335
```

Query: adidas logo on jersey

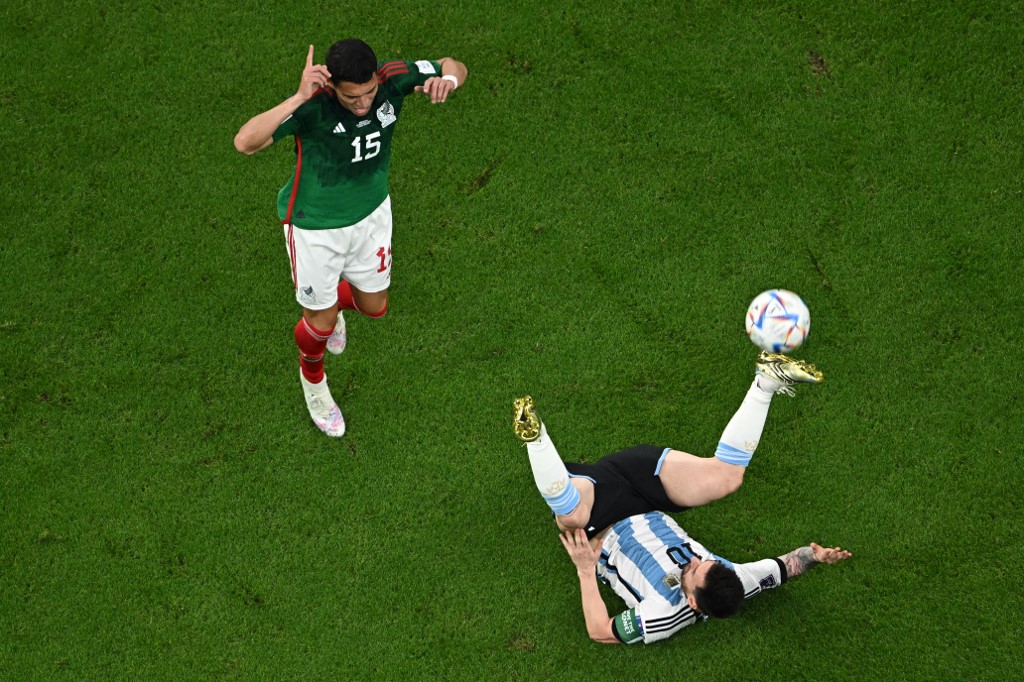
332;122;345;134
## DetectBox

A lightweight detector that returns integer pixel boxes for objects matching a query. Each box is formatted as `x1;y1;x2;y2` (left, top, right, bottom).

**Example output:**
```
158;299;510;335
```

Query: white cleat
326;311;347;355
299;372;346;437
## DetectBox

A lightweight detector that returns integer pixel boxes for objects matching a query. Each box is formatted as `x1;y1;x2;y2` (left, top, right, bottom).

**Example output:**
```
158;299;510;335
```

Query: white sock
757;370;789;394
715;379;773;466
526;423;581;515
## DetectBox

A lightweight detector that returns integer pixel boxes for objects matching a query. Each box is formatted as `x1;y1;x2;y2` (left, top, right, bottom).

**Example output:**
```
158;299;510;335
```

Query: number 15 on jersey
352;132;381;163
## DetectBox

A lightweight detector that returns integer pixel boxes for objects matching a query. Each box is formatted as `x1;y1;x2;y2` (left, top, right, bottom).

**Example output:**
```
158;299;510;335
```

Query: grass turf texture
2;0;1022;678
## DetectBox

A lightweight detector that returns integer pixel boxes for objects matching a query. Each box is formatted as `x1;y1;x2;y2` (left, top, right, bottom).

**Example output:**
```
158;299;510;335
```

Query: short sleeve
272;114;299;142
272;98;318;143
734;558;786;598
611;608;644;644
378;60;442;95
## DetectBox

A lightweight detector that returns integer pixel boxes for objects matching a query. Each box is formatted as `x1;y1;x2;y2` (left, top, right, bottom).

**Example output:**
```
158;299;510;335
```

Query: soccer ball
745;289;811;353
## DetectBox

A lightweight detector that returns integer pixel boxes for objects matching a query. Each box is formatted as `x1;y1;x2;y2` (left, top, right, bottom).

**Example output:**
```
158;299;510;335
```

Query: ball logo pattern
745;289;811;353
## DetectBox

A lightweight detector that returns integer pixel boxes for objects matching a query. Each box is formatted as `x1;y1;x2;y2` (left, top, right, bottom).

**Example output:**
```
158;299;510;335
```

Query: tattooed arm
779;543;852;579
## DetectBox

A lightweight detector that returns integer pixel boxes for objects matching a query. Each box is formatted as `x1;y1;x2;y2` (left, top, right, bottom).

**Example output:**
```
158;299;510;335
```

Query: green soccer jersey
272;59;442;229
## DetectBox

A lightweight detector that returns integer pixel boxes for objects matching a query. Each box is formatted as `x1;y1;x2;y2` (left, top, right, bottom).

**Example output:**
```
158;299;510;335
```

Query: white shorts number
284;197;393;310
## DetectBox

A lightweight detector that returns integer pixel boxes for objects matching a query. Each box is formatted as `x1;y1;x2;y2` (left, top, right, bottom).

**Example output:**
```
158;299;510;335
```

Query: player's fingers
827;548;848;562
307;44;314;67
421;80;441;101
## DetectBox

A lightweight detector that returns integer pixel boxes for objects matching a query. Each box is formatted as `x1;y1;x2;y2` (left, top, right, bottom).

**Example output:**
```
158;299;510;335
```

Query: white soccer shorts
283;196;393;311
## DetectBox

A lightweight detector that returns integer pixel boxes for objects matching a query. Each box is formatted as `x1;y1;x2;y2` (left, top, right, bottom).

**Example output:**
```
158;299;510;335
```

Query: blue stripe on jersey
568;473;596;484
602;557;644;603
714;441;752;466
653;447;672;475
711;553;735;571
618;513;686;605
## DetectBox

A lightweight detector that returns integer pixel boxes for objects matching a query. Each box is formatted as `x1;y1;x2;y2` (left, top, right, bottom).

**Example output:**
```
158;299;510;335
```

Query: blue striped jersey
598;511;783;644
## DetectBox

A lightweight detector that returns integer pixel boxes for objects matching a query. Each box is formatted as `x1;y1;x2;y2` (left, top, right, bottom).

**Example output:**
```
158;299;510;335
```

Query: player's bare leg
351;286;388;314
328;282;389;355
514;396;593;528
660;353;823;508
555;479;595;532
305;306;340;332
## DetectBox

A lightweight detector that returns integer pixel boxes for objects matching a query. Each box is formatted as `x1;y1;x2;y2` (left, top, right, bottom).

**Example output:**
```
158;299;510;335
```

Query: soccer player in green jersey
234;40;467;436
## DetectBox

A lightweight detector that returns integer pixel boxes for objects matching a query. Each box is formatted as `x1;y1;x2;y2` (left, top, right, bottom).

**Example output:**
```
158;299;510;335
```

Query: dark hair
694;563;744;619
326;39;377;84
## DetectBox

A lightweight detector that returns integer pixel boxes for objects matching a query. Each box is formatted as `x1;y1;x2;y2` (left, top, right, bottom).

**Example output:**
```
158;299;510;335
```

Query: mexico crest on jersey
377;101;397;128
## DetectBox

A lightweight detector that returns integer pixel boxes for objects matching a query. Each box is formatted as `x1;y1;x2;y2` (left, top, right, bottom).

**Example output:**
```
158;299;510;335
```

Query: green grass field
2;1;1022;679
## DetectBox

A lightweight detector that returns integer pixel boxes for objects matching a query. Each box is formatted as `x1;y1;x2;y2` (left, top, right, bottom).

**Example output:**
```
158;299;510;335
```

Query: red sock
337;280;388;318
294;318;334;383
337;280;359;312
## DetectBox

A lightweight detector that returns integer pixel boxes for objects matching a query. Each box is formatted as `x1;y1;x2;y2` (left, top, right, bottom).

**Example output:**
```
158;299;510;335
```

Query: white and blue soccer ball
745;289;811;353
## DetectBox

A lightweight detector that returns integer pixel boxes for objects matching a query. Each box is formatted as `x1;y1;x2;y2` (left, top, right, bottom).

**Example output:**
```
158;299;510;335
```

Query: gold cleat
756;351;824;396
513;395;541;442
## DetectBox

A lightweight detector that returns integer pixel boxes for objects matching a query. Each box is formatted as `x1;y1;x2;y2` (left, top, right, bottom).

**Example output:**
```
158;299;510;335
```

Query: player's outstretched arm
560;529;619;645
234;45;333;155
414;57;468;104
778;542;852;580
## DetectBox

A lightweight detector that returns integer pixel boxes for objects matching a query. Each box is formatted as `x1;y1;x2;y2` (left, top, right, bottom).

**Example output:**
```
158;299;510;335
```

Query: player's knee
302;304;339;331
355;293;388;318
557;501;591;530
364;298;388;318
719;464;745;497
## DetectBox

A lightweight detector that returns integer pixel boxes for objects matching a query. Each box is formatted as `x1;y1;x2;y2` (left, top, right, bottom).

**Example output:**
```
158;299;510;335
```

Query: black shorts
566;444;689;539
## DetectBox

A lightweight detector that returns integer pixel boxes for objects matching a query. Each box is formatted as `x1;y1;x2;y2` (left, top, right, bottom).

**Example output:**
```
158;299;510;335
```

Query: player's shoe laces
513;395;541;442
755;351;824;397
300;372;346;437
326;311;347;355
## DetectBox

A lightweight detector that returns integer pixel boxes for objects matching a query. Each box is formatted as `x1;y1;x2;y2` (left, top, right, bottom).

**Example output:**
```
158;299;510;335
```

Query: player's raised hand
414;76;456;104
297;45;333;101
810;542;852;564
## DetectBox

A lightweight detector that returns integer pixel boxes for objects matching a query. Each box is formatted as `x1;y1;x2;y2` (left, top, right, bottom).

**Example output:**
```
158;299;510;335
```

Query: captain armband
612;608;644;644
